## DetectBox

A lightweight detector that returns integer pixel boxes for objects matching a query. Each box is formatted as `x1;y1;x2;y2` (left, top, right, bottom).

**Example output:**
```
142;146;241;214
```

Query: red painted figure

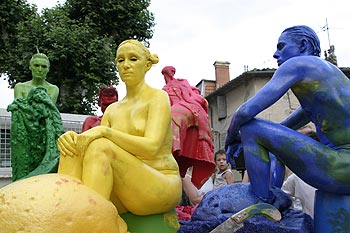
162;66;215;188
81;87;118;132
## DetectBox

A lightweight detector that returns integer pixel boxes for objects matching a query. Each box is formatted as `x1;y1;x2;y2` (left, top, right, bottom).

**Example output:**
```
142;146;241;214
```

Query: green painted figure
14;53;59;103
7;53;63;181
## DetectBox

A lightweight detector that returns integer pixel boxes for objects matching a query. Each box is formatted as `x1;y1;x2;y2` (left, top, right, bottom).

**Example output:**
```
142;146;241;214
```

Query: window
217;95;227;119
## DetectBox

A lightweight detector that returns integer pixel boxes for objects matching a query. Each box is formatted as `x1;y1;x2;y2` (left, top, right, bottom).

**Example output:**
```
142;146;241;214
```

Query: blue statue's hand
225;130;241;151
225;130;242;168
225;141;242;169
225;130;241;148
226;143;243;158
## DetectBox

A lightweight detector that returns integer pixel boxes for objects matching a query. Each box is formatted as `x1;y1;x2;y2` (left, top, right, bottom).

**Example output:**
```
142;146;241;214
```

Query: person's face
273;32;301;66
29;58;49;80
115;43;151;86
215;154;229;171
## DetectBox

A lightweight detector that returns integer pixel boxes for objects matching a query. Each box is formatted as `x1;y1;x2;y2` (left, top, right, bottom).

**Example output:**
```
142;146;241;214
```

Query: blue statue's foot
257;187;292;213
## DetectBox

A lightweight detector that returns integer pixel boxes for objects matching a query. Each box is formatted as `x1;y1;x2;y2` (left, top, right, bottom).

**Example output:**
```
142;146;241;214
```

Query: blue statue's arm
225;59;308;158
280;106;310;130
226;62;301;140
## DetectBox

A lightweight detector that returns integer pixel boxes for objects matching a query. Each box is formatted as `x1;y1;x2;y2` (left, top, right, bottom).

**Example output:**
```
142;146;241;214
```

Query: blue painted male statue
225;25;350;231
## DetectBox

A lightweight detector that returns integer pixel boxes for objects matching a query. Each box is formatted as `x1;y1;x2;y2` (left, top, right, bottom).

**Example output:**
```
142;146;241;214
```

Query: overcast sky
1;0;349;109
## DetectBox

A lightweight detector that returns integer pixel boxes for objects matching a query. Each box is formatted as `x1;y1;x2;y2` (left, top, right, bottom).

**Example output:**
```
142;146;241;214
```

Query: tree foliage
64;0;154;47
0;0;155;114
0;0;37;82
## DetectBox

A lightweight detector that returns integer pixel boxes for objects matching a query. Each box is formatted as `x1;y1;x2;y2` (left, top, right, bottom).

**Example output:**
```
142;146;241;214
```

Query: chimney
213;61;230;88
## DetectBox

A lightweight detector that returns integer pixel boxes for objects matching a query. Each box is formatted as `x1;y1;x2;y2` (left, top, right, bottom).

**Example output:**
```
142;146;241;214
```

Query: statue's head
30;53;50;67
282;25;321;56
116;40;158;66
98;86;118;113
115;40;159;83
273;25;321;66
161;66;176;78
29;53;50;79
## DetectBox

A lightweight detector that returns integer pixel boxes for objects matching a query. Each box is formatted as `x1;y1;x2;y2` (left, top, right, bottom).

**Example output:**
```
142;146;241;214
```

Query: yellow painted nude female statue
57;39;182;223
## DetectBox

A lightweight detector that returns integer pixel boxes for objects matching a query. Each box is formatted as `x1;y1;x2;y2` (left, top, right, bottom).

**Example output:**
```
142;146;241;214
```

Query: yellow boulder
0;173;127;233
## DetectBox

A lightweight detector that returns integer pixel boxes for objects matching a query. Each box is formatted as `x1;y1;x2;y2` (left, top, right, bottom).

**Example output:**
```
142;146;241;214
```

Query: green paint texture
7;87;64;181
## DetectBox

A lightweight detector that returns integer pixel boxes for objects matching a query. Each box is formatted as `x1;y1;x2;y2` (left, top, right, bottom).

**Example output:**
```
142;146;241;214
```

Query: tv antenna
321;18;331;47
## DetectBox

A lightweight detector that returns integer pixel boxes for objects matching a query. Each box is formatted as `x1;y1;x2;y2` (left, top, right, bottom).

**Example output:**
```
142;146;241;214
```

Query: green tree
0;0;37;85
64;0;154;47
0;0;155;114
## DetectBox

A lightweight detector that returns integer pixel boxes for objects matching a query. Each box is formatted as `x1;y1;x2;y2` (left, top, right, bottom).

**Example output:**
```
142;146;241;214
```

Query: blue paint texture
179;183;313;233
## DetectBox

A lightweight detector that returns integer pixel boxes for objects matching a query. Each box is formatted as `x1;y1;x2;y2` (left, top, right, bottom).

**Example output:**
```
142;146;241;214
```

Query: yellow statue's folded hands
57;131;78;157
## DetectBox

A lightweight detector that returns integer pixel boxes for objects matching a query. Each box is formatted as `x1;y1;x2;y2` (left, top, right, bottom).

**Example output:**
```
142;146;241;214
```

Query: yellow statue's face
29;57;49;80
115;43;151;86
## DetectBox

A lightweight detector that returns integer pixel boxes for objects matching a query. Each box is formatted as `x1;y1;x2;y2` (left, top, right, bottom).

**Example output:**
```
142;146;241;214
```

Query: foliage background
0;0;155;114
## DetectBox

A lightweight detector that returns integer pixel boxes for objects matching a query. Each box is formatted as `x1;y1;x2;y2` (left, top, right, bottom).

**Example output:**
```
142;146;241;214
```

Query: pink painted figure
81;87;118;132
162;66;215;188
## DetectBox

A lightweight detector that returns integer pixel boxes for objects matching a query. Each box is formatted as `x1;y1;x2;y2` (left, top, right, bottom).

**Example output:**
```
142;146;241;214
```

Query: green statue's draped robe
7;87;63;181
